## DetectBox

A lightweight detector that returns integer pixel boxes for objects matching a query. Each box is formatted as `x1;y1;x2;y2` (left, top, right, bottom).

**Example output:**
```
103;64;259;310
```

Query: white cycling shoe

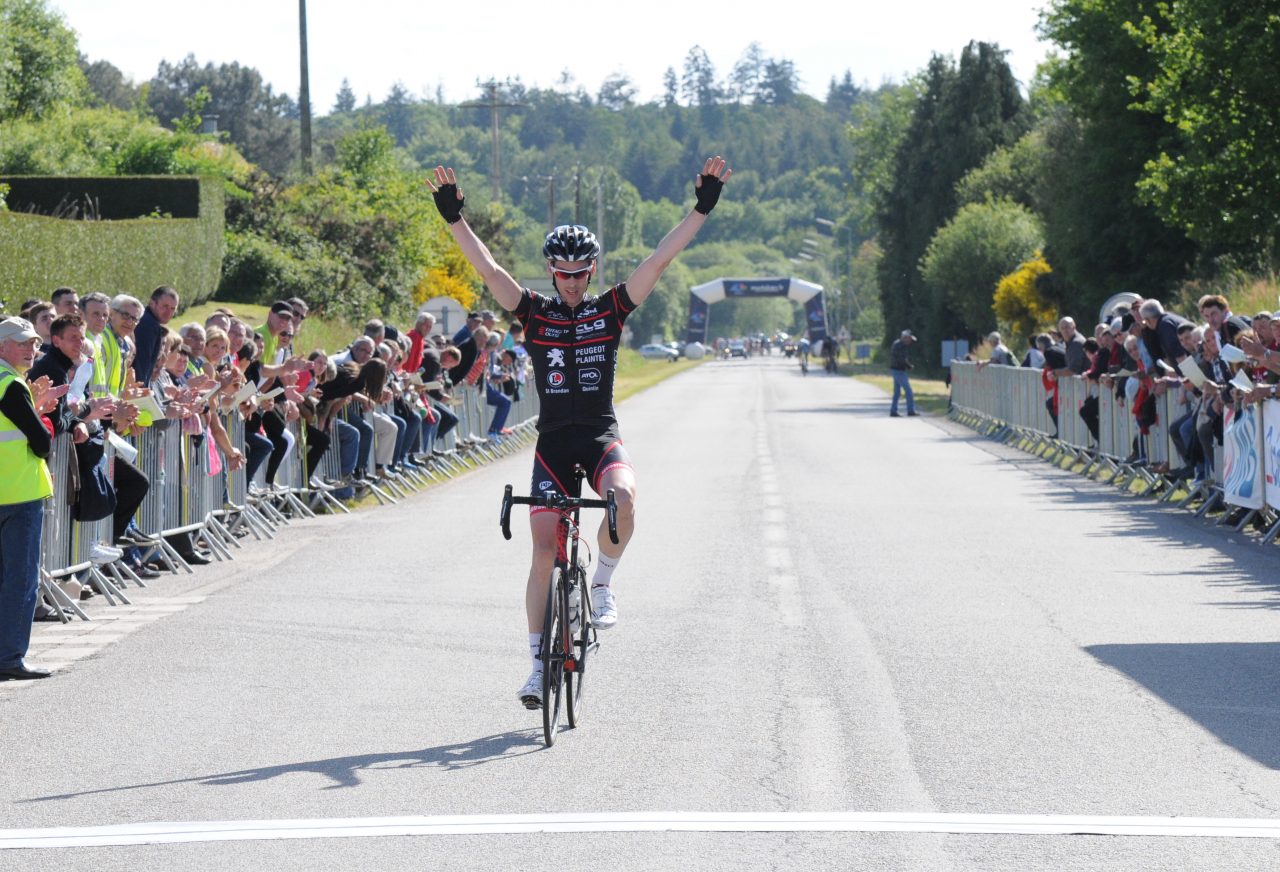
591;585;617;630
518;669;543;710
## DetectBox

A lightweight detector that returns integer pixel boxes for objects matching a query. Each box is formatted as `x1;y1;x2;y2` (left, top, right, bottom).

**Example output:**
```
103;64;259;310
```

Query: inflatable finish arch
684;277;828;345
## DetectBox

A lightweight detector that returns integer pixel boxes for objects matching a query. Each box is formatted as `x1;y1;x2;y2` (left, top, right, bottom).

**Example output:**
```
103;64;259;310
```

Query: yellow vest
0;364;55;505
90;328;153;427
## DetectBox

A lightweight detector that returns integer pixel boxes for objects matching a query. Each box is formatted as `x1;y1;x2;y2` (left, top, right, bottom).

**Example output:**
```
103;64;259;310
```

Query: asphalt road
3;354;1280;870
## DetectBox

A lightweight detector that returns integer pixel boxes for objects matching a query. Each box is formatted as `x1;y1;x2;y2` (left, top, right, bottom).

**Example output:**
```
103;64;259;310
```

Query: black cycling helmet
542;224;601;263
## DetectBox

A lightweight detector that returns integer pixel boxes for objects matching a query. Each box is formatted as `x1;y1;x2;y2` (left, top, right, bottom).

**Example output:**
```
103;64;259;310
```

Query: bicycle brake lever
501;485;513;540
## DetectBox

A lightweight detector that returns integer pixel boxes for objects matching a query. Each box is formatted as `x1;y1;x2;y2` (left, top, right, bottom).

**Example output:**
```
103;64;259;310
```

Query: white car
638;343;678;362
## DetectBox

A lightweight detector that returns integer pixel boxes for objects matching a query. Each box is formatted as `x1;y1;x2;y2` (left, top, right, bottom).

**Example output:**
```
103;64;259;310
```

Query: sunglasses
551;265;592;281
280;332;295;339
112;310;140;323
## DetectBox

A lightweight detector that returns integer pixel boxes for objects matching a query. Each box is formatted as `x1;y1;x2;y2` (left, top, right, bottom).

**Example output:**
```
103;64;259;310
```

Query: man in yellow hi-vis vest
0;317;63;680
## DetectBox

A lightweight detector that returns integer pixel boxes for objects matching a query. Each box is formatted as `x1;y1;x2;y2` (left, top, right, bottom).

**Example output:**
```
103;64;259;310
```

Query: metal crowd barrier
35;365;545;622
949;361;1280;538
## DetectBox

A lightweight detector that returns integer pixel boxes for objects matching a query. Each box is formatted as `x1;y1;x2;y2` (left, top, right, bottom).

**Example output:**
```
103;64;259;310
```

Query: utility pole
595;168;606;281
548;172;557;229
298;0;312;174
574;164;582;225
460;81;522;202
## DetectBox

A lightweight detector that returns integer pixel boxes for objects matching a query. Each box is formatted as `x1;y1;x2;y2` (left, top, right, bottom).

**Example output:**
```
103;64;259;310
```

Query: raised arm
426;167;524;312
626;156;731;306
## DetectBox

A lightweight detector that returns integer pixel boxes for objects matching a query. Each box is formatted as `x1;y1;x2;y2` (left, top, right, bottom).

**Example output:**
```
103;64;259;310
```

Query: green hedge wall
0;176;224;311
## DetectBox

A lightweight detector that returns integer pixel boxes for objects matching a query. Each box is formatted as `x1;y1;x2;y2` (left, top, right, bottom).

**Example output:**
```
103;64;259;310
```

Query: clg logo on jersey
547;348;565;367
575;318;606;335
547;371;566;388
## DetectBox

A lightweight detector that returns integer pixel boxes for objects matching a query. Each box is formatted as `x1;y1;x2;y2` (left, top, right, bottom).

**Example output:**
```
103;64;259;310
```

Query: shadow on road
1086;642;1280;769
22;731;544;802
773;400;902;417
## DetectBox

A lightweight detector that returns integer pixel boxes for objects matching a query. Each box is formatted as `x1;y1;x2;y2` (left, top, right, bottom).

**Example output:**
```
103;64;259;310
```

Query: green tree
80;56;137;111
147;54;298;176
382;81;414;145
919;199;1044;336
826;71;861;116
1038;0;1197;315
1126;1;1280;259
874;42;1027;359
680;46;720;107
757;58;799;106
332;77;356;114
0;0;84;120
597;74;636;111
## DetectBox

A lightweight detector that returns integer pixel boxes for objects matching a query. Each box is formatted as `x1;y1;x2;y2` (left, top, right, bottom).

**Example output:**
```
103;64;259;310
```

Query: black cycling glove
432;183;465;225
693;174;723;215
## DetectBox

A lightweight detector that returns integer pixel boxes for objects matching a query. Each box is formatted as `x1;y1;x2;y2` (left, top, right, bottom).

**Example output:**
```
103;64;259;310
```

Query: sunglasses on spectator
112;310;140;323
280;331;295;339
552;265;592;280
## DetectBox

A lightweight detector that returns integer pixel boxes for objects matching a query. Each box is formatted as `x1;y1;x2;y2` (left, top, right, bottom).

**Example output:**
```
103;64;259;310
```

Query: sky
52;0;1053;114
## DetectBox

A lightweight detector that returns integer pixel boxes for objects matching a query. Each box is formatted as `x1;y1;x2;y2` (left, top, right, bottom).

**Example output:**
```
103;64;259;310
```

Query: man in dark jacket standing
889;329;918;417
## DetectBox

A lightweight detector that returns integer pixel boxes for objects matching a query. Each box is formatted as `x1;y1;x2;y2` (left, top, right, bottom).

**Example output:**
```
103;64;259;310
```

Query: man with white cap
889;329;919;417
0;317;64;679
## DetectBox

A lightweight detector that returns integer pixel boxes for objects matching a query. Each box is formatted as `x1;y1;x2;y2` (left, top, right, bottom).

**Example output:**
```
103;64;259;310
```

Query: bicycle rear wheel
540;566;566;746
565;568;588;727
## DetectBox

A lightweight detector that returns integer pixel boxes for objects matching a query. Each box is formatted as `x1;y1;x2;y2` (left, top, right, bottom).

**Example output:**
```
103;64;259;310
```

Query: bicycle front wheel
565;568;588;728
540;566;566;746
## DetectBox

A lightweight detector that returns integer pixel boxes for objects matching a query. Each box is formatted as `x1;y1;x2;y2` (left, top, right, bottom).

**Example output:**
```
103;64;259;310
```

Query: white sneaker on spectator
518;669;543;710
89;541;122;565
591;585;617;630
308;476;333;492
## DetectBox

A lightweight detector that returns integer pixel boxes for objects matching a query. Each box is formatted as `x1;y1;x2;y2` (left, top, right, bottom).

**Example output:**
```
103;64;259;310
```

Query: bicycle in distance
500;465;618;747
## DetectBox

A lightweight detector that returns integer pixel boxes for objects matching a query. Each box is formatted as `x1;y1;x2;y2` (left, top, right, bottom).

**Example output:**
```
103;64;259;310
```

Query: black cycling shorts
530;424;632;513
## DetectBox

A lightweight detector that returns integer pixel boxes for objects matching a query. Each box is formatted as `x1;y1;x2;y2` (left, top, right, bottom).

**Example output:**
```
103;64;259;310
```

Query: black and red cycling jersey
514;284;636;433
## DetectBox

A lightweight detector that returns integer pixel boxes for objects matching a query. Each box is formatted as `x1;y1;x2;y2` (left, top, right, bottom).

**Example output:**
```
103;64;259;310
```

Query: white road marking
763;547;792;570
771;574;804;627
6;812;1280;849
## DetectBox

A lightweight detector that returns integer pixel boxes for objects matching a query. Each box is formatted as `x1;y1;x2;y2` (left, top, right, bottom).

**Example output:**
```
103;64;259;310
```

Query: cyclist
427;156;731;709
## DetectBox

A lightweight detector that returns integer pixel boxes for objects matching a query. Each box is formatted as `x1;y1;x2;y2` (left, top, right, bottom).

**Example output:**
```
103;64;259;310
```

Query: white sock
593;552;620;588
528;633;542;670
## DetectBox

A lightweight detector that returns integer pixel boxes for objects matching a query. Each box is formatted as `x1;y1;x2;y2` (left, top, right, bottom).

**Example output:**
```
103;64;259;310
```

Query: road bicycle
500;465;618;747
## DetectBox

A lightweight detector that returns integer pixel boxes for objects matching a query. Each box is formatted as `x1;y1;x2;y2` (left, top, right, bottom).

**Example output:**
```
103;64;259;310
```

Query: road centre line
6;812;1280;849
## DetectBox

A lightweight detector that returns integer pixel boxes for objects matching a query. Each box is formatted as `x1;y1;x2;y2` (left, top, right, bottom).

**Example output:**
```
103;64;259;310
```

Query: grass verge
849;364;951;416
614;349;705;403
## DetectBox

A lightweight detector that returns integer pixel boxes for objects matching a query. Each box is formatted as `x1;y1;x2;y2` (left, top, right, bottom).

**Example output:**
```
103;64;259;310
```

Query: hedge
0;175;225;311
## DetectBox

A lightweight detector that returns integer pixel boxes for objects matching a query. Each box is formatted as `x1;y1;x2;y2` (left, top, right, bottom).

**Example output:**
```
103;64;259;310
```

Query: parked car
638;343;678;362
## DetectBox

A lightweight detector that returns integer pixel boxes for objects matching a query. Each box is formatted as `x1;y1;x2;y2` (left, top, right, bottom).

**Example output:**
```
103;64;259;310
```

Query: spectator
204;311;231;334
1198;294;1237;350
483;331;513;440
1042;344;1068;435
0;317;57;678
888;329;918;417
1138;299;1192;369
1058;317;1088;375
131;286;179;385
51;286;80;316
986;332;1015;366
1022;333;1049;368
405;312;434;374
179;323;208;376
23;301;55;349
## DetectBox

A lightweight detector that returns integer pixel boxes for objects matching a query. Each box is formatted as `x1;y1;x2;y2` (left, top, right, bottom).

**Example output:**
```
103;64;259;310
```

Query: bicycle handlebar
500;484;619;544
